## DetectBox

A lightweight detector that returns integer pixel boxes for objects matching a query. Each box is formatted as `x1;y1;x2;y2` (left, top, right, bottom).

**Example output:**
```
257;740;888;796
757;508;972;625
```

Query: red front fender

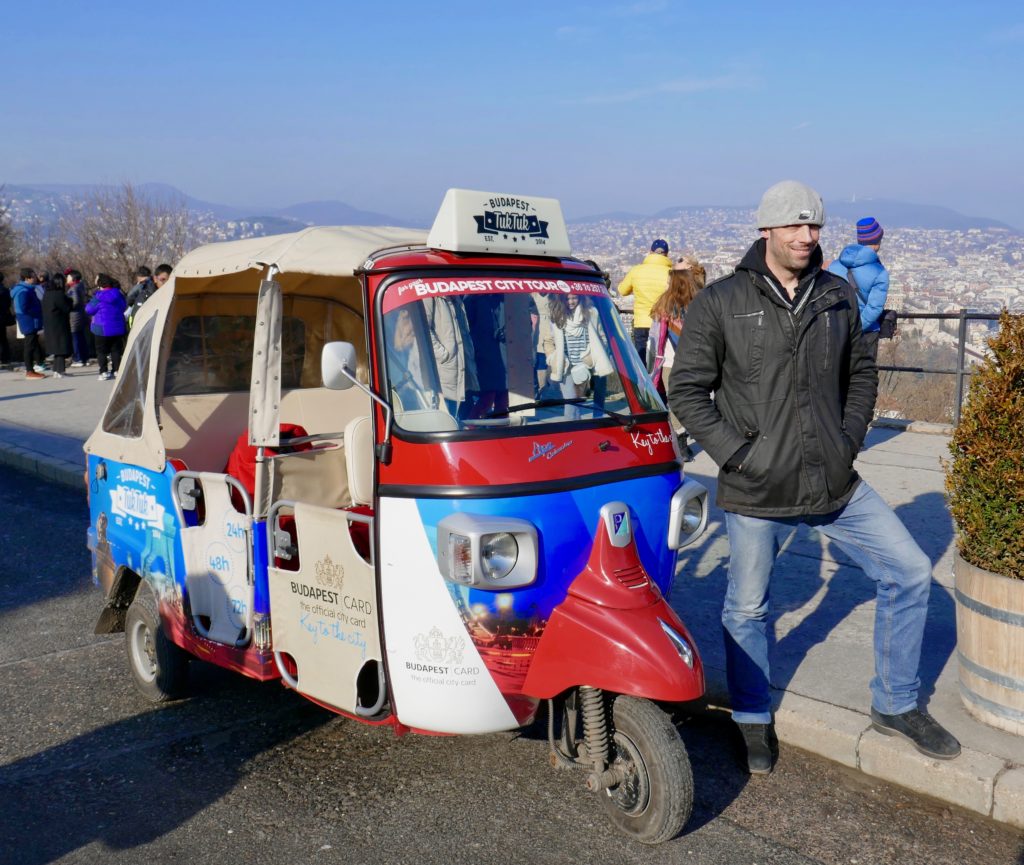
522;507;704;702
522;594;704;702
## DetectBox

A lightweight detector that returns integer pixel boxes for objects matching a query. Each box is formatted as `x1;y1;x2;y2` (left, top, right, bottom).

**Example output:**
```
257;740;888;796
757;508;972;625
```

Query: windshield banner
383;277;607;313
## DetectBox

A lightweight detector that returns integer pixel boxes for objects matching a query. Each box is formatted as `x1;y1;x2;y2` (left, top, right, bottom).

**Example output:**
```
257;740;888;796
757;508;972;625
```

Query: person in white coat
546;293;613;418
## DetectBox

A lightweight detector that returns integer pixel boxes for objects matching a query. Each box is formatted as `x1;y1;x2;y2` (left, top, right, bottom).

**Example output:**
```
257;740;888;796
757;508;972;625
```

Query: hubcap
130;619;158;683
605;730;651;816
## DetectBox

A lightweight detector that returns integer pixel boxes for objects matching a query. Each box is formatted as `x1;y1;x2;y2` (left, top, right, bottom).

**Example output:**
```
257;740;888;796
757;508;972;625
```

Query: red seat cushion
225;423;312;510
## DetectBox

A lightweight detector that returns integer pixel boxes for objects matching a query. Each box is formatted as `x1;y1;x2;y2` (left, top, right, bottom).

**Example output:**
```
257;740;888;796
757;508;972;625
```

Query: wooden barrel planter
954;552;1024;736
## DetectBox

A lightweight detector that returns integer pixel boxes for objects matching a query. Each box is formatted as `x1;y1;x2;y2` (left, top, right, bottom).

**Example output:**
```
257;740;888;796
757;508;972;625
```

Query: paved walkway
1;363;1022;829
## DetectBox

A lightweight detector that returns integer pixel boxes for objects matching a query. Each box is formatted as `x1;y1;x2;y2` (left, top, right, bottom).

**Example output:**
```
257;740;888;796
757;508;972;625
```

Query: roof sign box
426;189;572;258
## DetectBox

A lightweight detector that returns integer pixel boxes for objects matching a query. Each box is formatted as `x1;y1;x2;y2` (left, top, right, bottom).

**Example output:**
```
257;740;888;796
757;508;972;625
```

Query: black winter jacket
41;284;73;357
668;240;878;517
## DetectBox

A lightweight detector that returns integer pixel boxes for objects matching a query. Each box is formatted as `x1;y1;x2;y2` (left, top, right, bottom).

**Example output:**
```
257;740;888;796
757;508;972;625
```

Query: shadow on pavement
859;425;906;452
0;389;74;402
0;671;331;865
675;707;749;834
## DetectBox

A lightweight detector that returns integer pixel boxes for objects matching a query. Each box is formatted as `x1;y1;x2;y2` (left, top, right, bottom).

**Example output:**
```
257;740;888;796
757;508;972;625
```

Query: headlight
437;513;538;590
481;533;518;579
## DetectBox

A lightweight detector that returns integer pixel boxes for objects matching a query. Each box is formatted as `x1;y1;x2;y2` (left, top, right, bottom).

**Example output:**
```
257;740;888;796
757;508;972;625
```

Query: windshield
380;275;664;433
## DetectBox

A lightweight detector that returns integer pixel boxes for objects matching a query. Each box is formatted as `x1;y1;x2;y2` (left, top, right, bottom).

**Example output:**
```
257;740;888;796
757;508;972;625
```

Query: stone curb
872;417;954;436
0;443;84;490
703;665;1021;827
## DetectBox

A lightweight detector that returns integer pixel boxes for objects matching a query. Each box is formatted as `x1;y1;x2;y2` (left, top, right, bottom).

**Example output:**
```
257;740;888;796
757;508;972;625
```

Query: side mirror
322;342;358;390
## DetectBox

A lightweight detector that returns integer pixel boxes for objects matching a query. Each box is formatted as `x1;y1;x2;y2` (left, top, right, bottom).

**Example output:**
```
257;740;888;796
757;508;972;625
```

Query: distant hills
1;182;423;234
580;200;1019;233
3;182;1018;236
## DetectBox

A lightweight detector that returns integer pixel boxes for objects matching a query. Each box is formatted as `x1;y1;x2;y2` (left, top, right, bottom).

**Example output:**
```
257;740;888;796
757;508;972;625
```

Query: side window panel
102;317;156;438
163;314;305;396
161;295;365;397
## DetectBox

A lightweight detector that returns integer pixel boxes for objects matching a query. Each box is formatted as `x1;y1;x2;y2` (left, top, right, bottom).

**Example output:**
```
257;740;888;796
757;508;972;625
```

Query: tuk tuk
85;189;709;844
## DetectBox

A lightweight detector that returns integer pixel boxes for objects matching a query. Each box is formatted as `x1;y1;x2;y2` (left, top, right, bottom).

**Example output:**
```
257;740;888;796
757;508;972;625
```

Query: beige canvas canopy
172;225;428;297
85;225;427;472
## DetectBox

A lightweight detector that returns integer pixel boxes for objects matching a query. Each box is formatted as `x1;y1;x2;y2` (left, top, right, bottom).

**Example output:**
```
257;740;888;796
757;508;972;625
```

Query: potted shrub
945;310;1024;735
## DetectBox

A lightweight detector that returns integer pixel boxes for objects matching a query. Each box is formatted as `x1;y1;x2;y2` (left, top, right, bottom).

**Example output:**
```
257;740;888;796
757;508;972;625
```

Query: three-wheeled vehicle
85;189;709;844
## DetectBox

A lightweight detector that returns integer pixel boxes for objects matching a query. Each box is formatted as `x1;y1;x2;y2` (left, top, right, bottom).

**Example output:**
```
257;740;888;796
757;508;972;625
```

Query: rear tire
599;695;693;844
125;584;190;702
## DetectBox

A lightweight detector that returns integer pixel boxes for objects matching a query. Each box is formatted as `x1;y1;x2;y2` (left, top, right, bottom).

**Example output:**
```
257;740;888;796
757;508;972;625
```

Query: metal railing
615;303;1016;427
878;310;1007;425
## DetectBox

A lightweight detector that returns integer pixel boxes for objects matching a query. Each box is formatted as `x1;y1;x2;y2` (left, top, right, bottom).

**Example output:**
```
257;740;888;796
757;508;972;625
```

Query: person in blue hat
828;217;889;359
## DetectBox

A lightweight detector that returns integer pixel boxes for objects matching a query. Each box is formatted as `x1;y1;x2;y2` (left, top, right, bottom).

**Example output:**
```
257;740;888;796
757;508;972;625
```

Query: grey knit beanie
756;180;826;229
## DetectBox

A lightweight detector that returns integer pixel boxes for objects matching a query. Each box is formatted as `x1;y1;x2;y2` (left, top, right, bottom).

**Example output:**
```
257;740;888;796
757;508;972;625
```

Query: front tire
600;695;693;844
125;584;190;702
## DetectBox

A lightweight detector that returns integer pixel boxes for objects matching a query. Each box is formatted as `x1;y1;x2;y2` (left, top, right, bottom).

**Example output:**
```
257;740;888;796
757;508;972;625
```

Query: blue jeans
722;481;932;724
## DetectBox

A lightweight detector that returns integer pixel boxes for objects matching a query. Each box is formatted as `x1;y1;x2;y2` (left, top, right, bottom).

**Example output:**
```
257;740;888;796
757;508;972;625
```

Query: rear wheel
125;585;190;702
599;695;693;844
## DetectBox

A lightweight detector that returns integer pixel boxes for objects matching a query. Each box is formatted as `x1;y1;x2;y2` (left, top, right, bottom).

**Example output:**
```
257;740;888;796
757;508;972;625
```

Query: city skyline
5;1;1024;228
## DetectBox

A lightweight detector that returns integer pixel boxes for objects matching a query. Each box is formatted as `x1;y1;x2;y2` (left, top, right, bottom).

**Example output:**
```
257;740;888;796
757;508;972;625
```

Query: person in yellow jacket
616;238;672;364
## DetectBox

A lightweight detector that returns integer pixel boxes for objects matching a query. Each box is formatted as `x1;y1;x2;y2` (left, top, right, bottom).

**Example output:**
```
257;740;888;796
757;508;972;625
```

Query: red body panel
380;423;678;487
521;512;705;702
161;600;280;681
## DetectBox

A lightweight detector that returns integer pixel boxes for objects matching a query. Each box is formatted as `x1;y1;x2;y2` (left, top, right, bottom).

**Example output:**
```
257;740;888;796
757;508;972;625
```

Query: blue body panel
86;455;185;596
415;471;680;623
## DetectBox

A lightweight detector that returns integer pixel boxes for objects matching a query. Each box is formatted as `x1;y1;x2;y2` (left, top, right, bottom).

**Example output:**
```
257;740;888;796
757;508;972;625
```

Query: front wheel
600;695;693;845
125;584;190;702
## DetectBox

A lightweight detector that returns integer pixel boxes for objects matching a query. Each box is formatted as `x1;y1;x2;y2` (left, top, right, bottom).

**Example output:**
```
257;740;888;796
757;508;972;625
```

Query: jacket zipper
823;312;831;369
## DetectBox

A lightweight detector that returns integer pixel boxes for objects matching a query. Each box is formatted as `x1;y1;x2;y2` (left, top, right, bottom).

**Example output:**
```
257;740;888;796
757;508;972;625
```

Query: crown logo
413;626;465;665
314;554;344;589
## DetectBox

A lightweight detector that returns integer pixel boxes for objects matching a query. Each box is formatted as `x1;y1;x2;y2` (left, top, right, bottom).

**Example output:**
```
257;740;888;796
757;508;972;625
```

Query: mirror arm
343;371;394;466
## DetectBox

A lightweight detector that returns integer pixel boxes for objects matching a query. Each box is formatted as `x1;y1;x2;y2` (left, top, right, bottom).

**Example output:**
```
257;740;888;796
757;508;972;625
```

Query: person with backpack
126;265;157;329
827;217;890;359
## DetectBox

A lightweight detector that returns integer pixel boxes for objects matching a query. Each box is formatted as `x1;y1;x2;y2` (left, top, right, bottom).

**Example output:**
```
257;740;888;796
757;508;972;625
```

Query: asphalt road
1;467;1021;865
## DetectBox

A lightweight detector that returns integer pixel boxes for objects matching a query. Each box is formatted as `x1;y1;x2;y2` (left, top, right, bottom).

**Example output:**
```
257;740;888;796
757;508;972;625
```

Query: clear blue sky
6;1;1024;226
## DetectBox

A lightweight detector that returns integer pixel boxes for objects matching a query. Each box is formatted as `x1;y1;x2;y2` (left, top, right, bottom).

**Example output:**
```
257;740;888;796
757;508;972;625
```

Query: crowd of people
0;263;172;381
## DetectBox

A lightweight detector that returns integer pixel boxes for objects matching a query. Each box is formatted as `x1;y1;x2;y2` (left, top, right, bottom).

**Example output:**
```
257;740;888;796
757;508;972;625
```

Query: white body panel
379;497;518;734
268;503;381;714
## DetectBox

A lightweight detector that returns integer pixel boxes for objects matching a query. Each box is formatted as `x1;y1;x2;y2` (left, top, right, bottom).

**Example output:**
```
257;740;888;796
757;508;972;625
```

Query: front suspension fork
548;686;629;792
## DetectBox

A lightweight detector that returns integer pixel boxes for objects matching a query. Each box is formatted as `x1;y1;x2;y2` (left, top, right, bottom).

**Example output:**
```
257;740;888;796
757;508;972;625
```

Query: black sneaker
737;722;776;775
870;707;961;760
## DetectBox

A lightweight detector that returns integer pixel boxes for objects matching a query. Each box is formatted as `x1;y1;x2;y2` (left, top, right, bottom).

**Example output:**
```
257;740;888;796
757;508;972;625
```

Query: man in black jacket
669;180;959;773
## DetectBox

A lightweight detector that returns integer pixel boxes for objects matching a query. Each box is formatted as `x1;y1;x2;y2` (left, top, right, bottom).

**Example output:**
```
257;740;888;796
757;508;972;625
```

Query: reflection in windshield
383;281;663;432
